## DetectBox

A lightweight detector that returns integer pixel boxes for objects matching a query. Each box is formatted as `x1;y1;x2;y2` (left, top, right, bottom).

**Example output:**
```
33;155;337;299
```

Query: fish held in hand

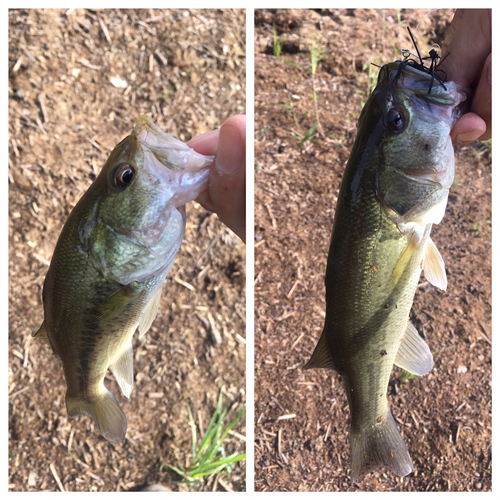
33;115;213;444
305;56;466;479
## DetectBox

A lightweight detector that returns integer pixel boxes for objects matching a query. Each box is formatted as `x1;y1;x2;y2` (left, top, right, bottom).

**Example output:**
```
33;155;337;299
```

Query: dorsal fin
32;322;48;341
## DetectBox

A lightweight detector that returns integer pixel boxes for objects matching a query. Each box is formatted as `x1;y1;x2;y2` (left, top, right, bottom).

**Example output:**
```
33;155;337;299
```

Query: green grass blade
186;400;197;459
273;23;283;58
165;385;246;487
298;121;318;148
197;453;246;472
193;391;224;461
220;406;246;443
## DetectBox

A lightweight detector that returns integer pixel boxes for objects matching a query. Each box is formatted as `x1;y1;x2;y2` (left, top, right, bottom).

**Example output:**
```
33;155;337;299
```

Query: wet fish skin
305;63;466;479
34;115;213;444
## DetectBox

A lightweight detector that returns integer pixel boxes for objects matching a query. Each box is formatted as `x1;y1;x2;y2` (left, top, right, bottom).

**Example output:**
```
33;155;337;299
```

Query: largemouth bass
33;115;213;444
305;59;466;479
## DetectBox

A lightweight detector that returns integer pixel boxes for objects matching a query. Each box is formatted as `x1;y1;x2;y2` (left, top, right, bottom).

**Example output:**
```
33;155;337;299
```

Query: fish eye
114;163;135;189
386;107;406;133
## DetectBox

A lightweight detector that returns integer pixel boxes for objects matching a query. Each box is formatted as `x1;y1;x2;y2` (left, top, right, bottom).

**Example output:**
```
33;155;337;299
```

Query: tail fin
350;408;412;480
66;389;127;445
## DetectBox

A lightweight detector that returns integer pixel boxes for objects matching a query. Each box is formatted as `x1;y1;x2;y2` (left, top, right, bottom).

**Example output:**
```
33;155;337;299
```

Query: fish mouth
403;166;449;184
379;62;467;115
134;116;181;152
134;115;214;173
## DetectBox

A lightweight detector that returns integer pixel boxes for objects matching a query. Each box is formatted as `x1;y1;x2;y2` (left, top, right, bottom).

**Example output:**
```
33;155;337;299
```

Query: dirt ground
9;9;245;492
254;9;491;492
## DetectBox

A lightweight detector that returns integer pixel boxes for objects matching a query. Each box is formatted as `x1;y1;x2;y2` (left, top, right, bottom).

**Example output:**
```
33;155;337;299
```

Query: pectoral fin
394;322;433;376
138;286;163;339
423;237;447;291
111;343;134;398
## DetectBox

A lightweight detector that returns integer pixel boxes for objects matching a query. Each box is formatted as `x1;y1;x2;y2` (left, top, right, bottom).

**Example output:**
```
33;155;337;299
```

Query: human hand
440;9;491;145
188;115;246;242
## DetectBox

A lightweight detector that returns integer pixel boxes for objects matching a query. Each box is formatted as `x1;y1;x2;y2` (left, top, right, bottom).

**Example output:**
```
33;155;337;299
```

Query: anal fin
394;322;434;376
111;343;134;398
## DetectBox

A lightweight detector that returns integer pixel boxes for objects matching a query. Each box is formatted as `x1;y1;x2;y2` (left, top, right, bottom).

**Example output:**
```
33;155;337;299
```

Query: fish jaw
135;114;213;207
134;114;214;173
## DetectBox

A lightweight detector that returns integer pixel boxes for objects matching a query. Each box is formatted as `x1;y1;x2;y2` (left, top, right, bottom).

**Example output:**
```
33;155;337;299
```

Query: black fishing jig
374;27;449;94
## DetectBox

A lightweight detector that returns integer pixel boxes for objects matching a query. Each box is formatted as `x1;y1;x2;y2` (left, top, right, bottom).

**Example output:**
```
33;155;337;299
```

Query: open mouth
134;115;214;173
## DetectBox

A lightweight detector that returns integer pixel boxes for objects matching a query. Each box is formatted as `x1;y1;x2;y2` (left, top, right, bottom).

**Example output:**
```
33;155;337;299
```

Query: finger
191;115;246;241
470;53;492;141
208;117;246;241
187;128;220;156
450;112;487;146
215;115;246;175
187;128;220;224
440;9;491;88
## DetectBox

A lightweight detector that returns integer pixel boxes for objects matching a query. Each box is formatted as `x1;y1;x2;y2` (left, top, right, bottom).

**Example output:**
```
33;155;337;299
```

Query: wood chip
265;204;277;229
208;311;222;345
228;429;246;441
275;310;295;322
290;332;304;350
78;58;102;70
8;386;30;399
218;477;234;492
98;17;111;44
33;253;51;266
37;93;48;123
148;392;164;398
276;413;296;421
49;463;65;492
174;276;195;291
286;279;300;299
13;56;23;72
154;49;168;66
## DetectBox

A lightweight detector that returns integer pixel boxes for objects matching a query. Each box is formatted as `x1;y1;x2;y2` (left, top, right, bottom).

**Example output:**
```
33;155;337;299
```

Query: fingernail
187;128;219;146
215;123;244;175
456;130;483;144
